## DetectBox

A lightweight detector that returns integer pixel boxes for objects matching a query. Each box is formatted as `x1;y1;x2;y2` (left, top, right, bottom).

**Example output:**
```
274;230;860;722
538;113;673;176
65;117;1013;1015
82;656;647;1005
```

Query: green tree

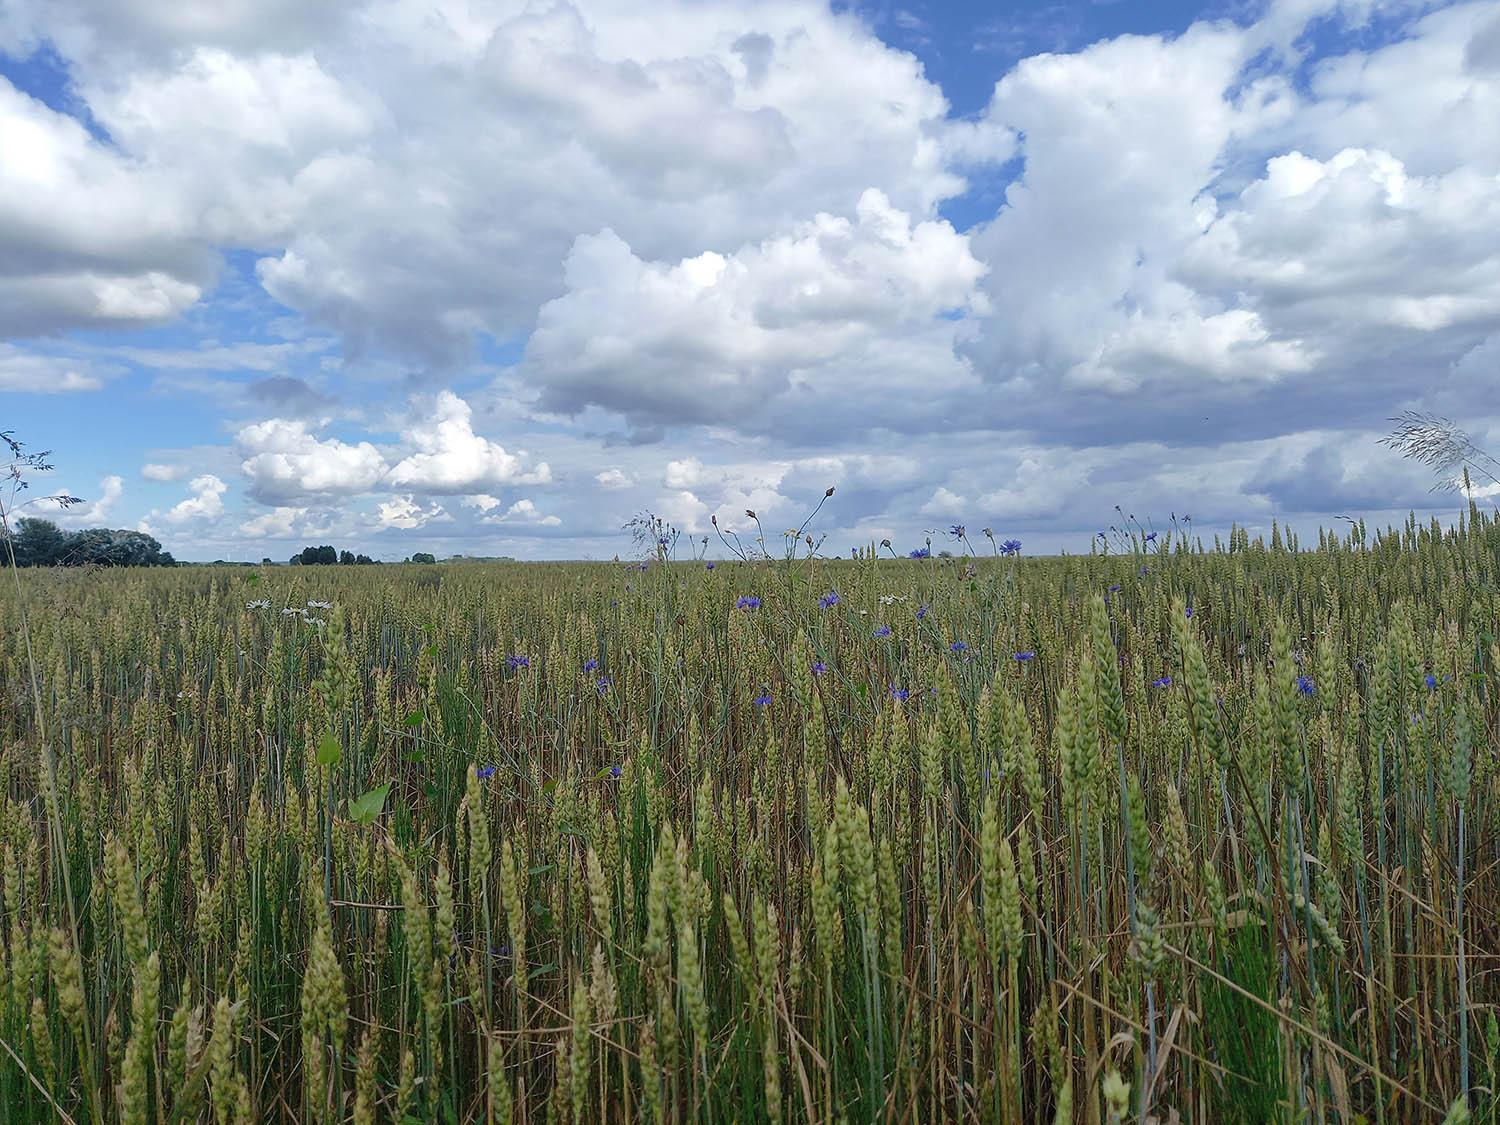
9;518;70;566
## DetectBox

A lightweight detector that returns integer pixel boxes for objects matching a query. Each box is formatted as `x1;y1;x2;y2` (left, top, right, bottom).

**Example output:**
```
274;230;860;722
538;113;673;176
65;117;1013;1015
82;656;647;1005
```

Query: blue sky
2;0;1498;560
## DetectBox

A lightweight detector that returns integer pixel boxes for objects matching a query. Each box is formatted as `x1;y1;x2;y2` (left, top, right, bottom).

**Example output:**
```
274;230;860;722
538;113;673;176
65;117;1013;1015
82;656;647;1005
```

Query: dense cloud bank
2;0;1498;557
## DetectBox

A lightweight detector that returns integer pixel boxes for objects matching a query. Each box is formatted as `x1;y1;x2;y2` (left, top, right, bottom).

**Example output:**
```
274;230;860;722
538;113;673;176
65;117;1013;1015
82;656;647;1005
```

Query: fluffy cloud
0;79;209;334
387;391;550;493
376;494;448;530
526;189;985;430
4;0;983;361
237;417;388;504
161;474;226;523
229;392;552;529
594;468;634;490
137;474;227;534
482;498;561;527
0;344;106;391
55;473;123;526
237;505;331;540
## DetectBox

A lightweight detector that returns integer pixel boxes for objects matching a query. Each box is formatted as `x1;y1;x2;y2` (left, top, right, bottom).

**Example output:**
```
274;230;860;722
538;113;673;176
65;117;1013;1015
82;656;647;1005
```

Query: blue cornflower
950;524;965;538
657;535;670;549
506;654;530;670
637;561;649;571
1184;606;1194;618
1108;584;1121;592
812;661;828;676
753;693;773;708
705;561;716;570
889;685;910;701
609;764;623;779
1144;531;1158;543
1013;651;1035;662
736;595;761;610
595;676;612;695
999;538;1022;556
583;657;599;673
950;641;968;654
909;546;931;559
1425;673;1437;691
916;604;929;619
476;764;496;780
1297;675;1316;695
1152;676;1172;689
819;591;840;609
873;625;892;638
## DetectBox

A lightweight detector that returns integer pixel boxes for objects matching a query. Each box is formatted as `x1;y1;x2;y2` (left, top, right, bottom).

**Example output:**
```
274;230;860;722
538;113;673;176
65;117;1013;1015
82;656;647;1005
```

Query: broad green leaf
316;730;342;768
402;710;425;727
347;782;392;826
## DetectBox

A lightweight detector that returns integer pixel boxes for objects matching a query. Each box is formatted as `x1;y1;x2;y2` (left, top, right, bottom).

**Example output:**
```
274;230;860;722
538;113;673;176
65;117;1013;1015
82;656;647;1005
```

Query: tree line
290;545;379;566
1;517;176;567
288;548;438;565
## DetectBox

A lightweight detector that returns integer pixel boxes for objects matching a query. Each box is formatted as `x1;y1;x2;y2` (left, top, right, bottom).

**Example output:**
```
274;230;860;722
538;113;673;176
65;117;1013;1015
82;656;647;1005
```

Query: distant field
1;518;1495;1122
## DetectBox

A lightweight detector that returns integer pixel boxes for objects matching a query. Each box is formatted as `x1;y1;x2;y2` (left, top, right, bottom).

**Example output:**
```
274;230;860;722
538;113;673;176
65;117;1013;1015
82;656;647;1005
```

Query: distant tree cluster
290;545;379;566
2;517;176;567
407;552;437;564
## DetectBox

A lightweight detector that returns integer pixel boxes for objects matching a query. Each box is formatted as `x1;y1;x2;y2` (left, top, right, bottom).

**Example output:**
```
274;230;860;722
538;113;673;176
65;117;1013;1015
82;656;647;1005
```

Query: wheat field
1;513;1497;1123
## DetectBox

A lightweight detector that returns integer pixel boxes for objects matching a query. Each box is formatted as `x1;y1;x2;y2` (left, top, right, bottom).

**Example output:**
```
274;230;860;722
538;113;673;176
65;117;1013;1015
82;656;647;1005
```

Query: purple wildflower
873;625;892;638
1013;651;1035;662
506;654;530;670
476;764;496;780
736;595;761;611
819;591;840;609
950;641;968;654
812;661;828;676
999;539;1022;556
1151;676;1172;689
889;685;910;701
752;693;773;708
583;657;599;673
916;604;929;619
1297;675;1315;695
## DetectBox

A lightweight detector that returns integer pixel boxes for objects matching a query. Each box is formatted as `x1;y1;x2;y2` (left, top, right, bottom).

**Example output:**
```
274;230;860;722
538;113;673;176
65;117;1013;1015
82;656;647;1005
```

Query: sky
1;0;1498;561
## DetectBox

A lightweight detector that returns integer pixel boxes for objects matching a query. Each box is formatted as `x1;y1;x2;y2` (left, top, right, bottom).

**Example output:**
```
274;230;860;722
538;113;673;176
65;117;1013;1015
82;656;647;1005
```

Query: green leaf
316;730;342;768
347;782;392;826
402;710;425;728
405;749;427;764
